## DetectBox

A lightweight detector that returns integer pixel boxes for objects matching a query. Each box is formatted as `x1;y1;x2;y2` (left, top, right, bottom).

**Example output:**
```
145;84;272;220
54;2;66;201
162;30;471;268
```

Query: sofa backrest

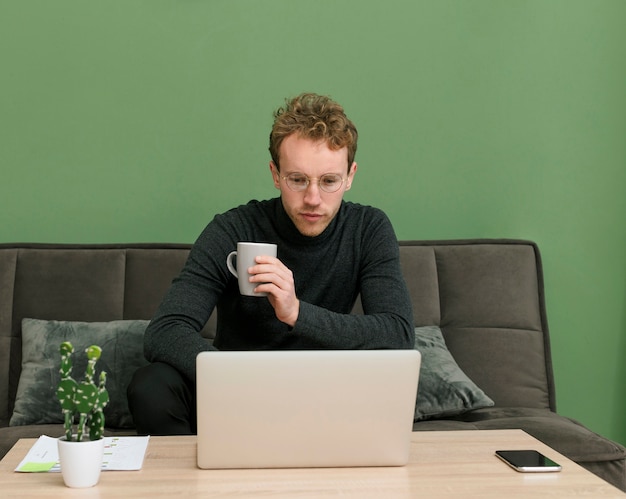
0;239;555;427
397;240;555;413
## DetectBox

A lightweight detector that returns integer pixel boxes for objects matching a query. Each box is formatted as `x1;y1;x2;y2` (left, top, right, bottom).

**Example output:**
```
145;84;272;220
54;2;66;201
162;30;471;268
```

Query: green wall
2;1;625;445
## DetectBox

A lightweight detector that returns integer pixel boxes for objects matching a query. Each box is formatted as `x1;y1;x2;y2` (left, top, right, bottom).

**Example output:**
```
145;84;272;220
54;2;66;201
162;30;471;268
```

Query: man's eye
290;175;308;185
321;175;341;186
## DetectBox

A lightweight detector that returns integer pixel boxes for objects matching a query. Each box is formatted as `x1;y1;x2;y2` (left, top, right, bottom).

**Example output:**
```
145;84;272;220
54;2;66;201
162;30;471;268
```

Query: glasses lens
319;174;344;193
286;174;308;191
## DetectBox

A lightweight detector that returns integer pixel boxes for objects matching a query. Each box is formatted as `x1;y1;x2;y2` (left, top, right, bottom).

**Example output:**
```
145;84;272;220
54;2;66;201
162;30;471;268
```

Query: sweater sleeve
143;221;234;382
290;211;414;350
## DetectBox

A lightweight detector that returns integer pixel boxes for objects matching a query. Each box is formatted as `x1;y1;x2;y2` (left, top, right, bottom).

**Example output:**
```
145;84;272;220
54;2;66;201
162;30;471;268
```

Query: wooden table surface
1;429;623;498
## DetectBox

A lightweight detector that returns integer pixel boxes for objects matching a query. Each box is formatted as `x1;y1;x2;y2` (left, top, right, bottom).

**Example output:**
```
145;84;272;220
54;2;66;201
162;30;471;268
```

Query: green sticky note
19;461;57;472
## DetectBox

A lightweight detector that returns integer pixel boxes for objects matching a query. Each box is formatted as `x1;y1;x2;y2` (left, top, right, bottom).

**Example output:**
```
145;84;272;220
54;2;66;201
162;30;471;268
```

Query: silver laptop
196;349;420;469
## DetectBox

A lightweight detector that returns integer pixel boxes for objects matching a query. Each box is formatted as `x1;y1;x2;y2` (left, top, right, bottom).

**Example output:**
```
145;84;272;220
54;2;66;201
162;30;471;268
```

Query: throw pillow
414;326;494;421
11;318;150;429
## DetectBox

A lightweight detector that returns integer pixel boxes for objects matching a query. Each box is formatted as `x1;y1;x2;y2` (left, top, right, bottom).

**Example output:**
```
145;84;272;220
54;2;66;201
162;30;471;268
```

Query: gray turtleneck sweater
144;198;414;382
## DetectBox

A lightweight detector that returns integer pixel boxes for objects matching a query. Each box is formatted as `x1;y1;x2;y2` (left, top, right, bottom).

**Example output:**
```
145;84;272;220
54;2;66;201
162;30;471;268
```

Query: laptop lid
196;349;420;469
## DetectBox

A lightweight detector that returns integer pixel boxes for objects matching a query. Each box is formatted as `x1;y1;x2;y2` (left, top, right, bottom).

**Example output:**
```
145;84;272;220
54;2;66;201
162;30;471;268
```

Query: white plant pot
57;436;105;488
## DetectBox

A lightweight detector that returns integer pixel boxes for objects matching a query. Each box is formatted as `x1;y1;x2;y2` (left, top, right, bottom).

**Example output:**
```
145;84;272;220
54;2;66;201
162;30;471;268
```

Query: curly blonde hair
269;93;358;170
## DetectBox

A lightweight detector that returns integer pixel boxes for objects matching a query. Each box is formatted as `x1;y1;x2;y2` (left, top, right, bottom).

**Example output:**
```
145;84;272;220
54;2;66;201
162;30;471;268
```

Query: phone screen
495;450;561;472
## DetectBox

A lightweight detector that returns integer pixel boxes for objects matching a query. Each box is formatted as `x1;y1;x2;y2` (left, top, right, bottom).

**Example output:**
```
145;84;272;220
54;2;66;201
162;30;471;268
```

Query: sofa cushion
414;326;494;421
10;319;149;429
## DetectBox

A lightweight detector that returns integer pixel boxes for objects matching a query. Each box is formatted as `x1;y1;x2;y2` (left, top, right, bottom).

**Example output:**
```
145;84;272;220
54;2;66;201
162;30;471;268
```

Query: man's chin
294;220;329;238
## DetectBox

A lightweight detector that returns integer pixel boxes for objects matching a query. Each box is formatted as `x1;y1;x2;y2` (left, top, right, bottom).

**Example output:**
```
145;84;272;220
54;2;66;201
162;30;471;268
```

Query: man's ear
270;162;281;190
345;162;357;191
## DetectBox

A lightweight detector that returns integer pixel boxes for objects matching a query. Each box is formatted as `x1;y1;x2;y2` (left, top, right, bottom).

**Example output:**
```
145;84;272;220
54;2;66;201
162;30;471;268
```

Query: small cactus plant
56;341;109;442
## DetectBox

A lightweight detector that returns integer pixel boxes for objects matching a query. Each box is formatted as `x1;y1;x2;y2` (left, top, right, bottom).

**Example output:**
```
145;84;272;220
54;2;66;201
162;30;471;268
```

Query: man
128;93;414;435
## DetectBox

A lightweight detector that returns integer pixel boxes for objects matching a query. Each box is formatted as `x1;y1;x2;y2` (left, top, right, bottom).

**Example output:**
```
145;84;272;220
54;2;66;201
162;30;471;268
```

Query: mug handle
226;251;238;277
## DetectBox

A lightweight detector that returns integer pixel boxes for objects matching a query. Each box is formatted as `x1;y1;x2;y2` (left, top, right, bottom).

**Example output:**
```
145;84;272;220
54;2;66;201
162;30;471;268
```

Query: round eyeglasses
281;173;346;193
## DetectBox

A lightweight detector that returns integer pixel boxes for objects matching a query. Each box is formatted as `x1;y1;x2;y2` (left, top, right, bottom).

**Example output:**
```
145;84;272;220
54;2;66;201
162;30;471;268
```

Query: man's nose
303;181;322;205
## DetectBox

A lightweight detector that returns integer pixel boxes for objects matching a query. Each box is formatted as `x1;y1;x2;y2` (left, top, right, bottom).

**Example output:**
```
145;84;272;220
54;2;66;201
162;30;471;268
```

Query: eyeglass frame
279;172;349;194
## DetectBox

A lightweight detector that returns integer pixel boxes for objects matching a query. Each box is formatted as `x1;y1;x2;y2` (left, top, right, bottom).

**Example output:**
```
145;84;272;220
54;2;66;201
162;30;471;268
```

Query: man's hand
248;255;300;327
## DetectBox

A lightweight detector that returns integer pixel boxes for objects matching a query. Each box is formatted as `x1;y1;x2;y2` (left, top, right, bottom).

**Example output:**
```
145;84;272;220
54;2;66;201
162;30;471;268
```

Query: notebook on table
196;349;421;469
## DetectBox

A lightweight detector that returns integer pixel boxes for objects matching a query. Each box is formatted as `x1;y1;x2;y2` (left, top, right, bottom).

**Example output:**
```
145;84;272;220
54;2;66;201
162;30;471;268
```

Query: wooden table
1;430;623;497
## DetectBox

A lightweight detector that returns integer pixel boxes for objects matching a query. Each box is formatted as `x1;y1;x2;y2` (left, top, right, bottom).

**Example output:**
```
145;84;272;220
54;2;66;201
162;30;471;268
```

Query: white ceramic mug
226;242;277;296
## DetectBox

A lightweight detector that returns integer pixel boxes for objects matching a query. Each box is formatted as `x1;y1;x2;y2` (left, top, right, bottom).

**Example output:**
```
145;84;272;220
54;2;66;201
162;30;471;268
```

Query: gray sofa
1;240;624;490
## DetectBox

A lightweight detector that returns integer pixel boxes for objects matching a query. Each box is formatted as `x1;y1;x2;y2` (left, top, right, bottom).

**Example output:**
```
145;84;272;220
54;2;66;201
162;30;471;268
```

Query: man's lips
301;213;323;222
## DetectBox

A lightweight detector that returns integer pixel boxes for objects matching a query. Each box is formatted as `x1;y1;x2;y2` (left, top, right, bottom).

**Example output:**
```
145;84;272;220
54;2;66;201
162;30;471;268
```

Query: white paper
15;435;150;473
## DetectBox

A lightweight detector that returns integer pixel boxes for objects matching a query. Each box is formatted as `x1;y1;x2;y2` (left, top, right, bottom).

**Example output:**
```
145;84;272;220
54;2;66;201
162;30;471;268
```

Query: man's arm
143;229;232;382
292;240;414;350
252;208;414;350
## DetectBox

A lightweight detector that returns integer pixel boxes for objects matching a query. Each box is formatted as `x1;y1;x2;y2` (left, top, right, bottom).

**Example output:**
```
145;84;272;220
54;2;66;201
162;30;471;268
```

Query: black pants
127;362;197;435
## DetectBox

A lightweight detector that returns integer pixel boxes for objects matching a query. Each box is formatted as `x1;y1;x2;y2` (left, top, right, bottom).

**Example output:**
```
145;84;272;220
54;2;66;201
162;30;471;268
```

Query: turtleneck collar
273;197;343;246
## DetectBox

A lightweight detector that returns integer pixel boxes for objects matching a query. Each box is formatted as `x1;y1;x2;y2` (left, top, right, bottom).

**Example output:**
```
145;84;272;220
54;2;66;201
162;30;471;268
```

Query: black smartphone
495;450;562;473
